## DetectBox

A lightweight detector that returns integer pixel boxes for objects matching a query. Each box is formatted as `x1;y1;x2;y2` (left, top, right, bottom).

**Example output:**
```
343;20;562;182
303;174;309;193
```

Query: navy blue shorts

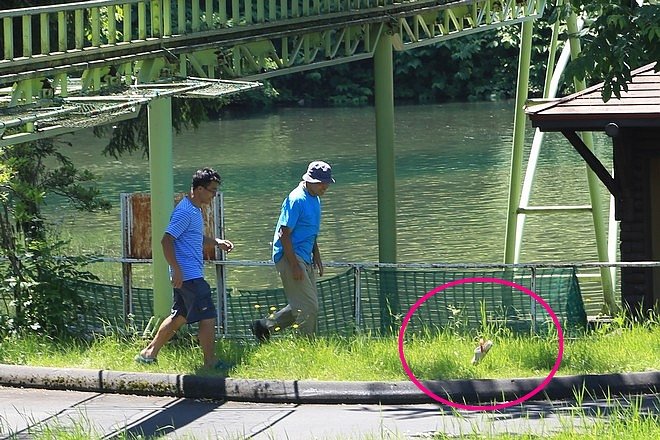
171;278;217;323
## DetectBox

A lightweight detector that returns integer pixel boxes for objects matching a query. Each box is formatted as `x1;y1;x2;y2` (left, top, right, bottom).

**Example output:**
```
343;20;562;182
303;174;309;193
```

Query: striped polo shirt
165;196;204;281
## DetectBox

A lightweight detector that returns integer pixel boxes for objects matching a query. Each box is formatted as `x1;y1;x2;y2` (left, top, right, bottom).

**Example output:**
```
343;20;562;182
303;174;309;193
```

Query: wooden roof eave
523;63;660;200
525;62;660;132
528;113;660;132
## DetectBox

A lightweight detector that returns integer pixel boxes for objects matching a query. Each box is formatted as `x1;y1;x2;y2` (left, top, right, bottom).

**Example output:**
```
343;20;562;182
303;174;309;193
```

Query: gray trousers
266;255;319;335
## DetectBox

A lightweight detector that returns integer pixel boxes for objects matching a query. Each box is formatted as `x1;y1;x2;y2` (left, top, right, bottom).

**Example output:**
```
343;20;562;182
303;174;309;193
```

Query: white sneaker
471;339;493;365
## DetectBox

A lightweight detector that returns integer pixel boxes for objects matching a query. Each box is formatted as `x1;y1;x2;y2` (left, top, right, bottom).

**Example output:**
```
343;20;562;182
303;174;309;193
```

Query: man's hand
312;241;323;277
290;260;304;280
313;259;324;277
215;238;234;252
171;267;183;289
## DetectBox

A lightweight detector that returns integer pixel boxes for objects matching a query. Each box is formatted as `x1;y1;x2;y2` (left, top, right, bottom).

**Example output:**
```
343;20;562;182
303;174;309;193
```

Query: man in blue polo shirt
252;161;335;341
136;168;234;369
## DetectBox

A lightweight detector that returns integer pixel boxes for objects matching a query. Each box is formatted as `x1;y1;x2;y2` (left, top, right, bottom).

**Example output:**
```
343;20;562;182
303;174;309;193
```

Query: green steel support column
502;20;533;314
566;13;617;313
374;28;398;332
148;97;174;319
374;30;396;264
504;20;533;265
542;17;560;98
513;15;573;264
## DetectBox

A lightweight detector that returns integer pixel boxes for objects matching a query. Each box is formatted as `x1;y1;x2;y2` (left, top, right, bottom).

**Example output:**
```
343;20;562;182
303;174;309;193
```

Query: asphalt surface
0;364;659;439
0;386;658;439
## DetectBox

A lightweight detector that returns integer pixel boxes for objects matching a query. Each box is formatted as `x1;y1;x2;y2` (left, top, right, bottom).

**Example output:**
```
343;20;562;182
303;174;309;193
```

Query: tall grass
0;314;658;380
1;316;658;440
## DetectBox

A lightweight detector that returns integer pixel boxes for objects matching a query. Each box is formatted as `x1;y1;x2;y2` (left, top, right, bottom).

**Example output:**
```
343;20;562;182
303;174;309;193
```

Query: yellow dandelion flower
274;326;281;332
292;323;299;329
269;306;276;311
254;304;261;309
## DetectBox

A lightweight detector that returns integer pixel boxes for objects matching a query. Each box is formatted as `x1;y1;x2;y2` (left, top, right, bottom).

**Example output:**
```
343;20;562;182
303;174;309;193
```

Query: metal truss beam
0;1;545;86
182;0;545;81
395;0;545;49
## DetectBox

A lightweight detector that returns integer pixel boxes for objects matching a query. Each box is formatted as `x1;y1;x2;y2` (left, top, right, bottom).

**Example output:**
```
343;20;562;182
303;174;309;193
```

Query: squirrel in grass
471;338;493;366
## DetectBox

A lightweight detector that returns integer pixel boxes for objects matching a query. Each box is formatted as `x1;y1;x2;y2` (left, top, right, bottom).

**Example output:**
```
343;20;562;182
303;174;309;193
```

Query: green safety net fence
359;267;587;336
71;266;586;337
63;281;155;331
227;268;357;337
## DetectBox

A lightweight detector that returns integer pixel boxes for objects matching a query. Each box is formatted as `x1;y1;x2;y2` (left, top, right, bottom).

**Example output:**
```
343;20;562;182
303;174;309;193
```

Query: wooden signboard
121;192;222;260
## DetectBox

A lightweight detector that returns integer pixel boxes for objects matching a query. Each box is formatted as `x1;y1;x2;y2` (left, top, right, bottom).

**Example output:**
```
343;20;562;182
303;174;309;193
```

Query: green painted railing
0;0;397;60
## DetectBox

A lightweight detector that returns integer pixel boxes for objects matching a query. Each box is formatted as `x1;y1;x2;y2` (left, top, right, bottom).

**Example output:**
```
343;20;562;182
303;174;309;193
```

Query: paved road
1;386;658;439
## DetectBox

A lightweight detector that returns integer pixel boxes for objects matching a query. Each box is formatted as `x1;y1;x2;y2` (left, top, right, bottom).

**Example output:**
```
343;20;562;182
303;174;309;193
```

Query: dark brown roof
526;62;660;131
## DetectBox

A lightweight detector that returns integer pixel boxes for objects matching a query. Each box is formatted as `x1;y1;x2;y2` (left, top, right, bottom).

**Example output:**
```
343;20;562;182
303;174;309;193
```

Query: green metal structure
0;1;545;89
147;96;174;317
1;0;616;317
502;8;617;313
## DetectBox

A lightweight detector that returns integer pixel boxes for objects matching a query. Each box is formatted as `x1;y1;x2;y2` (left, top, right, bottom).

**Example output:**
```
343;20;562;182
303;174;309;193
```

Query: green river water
43;101;614;311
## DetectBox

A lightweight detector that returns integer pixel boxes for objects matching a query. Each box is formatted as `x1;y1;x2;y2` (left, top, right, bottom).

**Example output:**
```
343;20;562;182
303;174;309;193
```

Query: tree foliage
272;2;660;105
557;0;660;100
93;98;211;159
0;141;107;338
270;23;553;106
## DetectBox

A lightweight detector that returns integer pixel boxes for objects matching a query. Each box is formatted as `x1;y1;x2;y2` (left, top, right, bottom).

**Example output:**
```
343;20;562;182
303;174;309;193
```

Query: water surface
44;101;614;304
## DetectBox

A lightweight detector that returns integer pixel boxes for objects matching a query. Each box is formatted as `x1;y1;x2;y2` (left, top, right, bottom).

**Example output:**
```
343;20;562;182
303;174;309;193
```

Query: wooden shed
526;62;660;313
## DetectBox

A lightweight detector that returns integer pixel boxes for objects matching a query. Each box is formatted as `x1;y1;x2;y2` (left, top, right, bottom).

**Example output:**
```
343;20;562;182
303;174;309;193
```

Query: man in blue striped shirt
136;168;234;369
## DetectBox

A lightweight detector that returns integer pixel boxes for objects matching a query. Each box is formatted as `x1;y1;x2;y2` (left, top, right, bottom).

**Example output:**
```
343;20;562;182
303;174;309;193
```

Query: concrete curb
1;364;658;404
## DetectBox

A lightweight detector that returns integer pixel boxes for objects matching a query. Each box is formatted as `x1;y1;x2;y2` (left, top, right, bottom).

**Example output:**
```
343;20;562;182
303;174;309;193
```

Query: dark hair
191;168;221;189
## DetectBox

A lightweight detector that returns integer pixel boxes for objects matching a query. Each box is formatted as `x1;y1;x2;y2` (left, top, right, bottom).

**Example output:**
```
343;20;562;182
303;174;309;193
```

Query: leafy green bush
1;140;107;339
0;233;99;339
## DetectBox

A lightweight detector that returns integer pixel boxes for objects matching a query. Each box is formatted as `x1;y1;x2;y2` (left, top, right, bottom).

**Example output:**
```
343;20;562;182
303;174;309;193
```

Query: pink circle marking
397;277;564;411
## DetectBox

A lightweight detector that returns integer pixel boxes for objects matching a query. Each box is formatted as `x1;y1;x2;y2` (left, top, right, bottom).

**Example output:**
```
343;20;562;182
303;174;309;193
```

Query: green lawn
1;318;658;381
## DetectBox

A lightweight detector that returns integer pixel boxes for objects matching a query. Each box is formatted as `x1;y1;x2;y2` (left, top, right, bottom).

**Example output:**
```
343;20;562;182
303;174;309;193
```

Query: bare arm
279;226;304;281
203;235;234;252
164;234;234;288
312;239;323;277
161;233;183;288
